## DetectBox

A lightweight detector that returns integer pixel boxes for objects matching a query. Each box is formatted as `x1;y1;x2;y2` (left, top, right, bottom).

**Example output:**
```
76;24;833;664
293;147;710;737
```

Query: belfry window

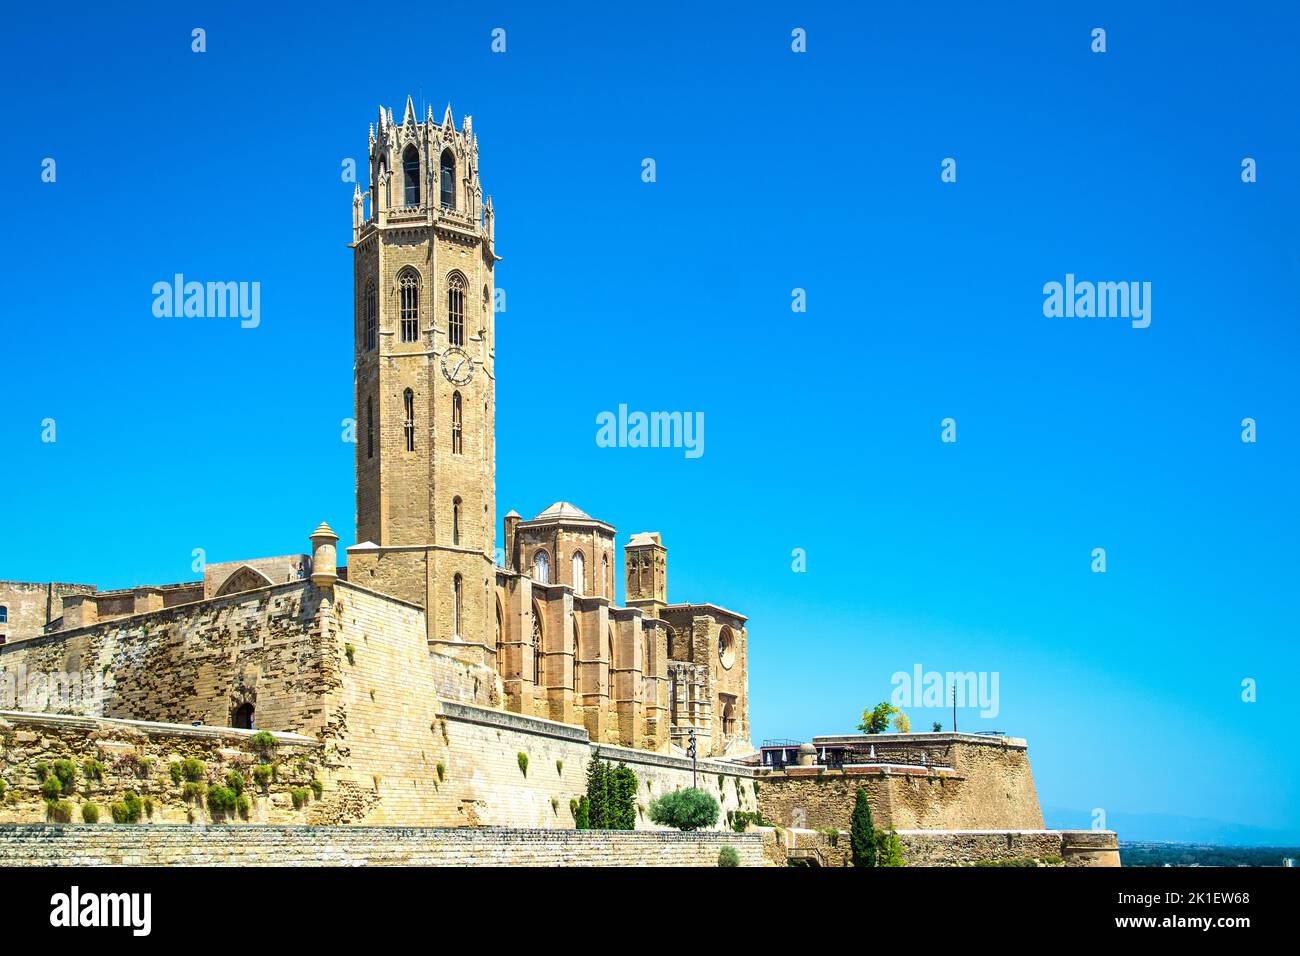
572;551;585;594
366;397;374;459
440;149;456;209
453;574;463;639
364;279;377;351
452;497;462;546
403;146;420;206
403;389;415;452
447;273;465;347
399;270;419;342
451;391;463;455
533;550;550;584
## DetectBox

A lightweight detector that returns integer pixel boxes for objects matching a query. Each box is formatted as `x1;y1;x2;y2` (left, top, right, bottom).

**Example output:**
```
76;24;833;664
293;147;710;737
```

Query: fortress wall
0;712;324;825
757;738;1044;832
0;581;338;736
0;824;767;867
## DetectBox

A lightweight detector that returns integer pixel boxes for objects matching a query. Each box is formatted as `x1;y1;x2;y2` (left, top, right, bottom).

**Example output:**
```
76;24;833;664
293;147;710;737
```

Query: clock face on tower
440;347;474;386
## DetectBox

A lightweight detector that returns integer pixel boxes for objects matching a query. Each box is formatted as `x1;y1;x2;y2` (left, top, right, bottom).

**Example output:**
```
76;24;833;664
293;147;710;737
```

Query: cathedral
0;98;752;761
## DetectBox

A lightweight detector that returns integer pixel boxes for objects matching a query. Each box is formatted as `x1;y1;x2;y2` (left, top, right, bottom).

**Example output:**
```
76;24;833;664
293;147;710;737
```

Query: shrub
344;643;356;665
718;846;740;867
45;799;74;823
180;758;205;782
52;759;77;792
731;810;768;833
169;762;184;785
81;803;100;824
253;764;273;790
33;761;49;782
573;796;590;829
110;792;143;824
143;797;154;819
0;778;6;800
225;770;246;796
40;776;63;800
556;759;563;775
236;794;251;819
181;781;207;803
436;762;446;783
309;779;323;800
850;787;876;867
250;731;276;756
932;722;943;733
517;752;528;777
207;785;238;816
82;759;105;782
876;828;905;866
817;827;840;847
290;788;309;810
649;788;719;832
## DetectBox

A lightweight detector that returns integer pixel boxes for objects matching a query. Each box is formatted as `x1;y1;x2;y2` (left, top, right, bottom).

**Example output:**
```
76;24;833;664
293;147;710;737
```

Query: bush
517;752;528;777
436;762;446;783
572;796;590;829
82;759;105;782
236;794;251;819
45;799;74;823
876;828;905;866
250;731;276;755
225;770;246;796
181;781;206;803
290;788;309;810
110;792;143;824
207;785;238;816
649;788;719;832
33;761;49;782
253;764;273;789
52;759;76;792
81;803;100;824
309;779;323;800
850;787;876;867
718;846;740;867
344;643;356;665
0;778;6;800
730;810;768;833
40;776;63;800
180;758;205;783
169;762;184;785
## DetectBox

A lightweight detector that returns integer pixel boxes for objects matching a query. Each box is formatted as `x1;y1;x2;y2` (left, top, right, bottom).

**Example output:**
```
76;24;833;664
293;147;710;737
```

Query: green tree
649;788;719;831
876;828;905;866
612;762;637;830
857;701;897;735
585;757;609;828
850;787;877;867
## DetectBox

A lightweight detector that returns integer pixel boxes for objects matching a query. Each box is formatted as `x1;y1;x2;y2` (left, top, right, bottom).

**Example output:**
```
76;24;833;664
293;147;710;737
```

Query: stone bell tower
348;96;499;665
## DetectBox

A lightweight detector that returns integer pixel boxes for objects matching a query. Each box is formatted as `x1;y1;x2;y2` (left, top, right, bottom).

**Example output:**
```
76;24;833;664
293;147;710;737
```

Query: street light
687;727;697;789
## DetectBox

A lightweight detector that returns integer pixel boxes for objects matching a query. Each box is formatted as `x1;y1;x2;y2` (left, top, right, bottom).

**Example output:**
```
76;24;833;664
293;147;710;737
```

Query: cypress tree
850;786;877;867
586;757;608;828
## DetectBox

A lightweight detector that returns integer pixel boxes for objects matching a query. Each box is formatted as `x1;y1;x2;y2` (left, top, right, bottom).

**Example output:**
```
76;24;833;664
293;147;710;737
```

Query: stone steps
0;825;766;867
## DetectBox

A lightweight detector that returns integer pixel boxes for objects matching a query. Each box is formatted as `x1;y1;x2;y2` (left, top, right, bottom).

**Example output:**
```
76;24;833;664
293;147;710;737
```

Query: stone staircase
0;824;766;867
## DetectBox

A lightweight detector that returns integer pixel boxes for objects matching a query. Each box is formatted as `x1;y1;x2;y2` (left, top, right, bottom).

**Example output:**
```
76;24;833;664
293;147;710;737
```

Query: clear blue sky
2;2;1297;840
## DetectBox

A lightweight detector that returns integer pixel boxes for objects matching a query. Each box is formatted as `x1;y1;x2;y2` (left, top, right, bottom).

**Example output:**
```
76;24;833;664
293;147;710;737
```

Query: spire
387;107;393;124
426;103;435;125
403;94;416;126
462;114;472;137
377;104;387;130
442;102;454;130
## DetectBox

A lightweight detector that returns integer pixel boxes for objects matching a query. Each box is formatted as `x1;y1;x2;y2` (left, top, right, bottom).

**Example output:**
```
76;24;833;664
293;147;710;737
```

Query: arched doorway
232;702;255;729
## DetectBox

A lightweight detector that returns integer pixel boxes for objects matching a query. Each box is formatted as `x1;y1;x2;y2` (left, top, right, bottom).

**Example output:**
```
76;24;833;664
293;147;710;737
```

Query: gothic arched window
364;278;377;351
366;396;374;459
447;272;466;347
533;550;550;584
403;388;415;452
399;269;420;342
440;149;456;209
452;496;462;546
403;145;420;206
572;551;585;594
531;603;544;685
453;573;463;639
451;391;463;455
601;554;609;598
